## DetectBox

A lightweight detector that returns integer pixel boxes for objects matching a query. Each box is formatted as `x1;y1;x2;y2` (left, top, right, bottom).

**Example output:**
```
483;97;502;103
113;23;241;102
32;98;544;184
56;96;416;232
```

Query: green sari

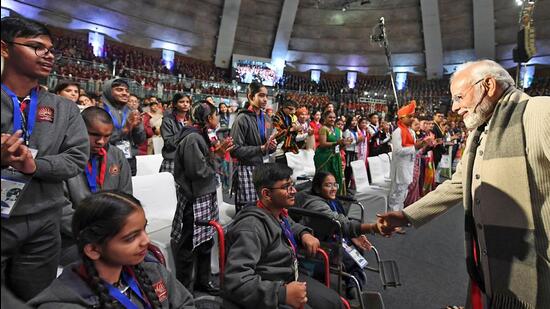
314;126;345;195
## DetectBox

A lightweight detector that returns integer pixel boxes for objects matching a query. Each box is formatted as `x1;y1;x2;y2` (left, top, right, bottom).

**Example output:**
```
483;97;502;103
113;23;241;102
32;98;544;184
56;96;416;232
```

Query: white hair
451;60;515;87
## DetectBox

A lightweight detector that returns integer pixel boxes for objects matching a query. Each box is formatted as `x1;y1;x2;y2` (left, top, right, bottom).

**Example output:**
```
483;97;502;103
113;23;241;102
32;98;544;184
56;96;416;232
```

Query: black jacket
174;127;217;199
223;206;312;309
230;108;274;166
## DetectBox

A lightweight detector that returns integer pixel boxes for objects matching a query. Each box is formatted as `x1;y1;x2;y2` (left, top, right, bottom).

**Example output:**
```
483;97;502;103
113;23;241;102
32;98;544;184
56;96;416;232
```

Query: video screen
233;59;278;86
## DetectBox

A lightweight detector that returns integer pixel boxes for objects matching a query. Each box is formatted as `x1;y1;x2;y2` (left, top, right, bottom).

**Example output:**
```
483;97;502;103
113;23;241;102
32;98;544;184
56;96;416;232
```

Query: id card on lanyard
1;84;39;147
104;104;129;131
104;269;151;309
280;217;299;281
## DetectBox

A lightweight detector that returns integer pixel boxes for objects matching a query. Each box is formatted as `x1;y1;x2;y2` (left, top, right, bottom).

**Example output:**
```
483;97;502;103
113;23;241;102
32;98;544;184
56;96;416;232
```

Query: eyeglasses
6;41;58;58
323;183;340;189
452;78;484;105
268;182;296;193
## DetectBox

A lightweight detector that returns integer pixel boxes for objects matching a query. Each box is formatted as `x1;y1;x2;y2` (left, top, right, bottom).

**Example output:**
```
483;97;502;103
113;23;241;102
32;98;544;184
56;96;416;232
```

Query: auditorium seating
132;172;178;271
136;154;164;176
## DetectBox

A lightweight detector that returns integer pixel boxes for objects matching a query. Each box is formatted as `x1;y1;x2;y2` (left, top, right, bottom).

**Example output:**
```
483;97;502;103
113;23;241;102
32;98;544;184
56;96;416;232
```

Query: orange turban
397;100;416;118
296;107;308;116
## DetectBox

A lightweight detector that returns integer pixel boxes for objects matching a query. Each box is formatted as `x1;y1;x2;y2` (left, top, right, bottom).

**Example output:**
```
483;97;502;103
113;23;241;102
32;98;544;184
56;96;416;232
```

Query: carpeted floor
363;204;469;309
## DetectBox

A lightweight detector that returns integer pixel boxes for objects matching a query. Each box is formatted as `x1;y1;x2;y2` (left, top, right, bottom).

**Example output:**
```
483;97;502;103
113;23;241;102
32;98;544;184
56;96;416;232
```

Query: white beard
463;111;486;130
463;92;496;130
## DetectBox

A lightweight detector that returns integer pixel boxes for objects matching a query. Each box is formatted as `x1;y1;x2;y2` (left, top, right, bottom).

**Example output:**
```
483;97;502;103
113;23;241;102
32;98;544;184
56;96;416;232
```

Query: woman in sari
314;111;351;195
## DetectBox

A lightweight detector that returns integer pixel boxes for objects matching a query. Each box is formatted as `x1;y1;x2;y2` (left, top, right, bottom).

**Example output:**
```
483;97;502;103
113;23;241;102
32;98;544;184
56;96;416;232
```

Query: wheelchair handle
196;220;226;288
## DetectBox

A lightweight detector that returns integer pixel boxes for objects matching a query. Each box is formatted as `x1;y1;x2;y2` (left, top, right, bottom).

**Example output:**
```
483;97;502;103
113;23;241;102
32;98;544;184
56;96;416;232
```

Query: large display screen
233;59;279;86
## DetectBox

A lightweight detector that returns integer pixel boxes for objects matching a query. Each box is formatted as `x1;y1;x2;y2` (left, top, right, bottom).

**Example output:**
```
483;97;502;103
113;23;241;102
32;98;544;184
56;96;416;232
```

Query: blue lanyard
256;111;266;143
280;217;298;255
1;84;39;145
84;157;99;193
105;270;151;309
104;104;129;131
328;200;345;215
351;130;357;140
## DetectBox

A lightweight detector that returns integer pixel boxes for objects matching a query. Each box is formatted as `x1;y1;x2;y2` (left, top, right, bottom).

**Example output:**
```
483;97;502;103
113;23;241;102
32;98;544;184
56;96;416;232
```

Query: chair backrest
286;149;316;179
152;136;164;155
216;185;235;226
132;172;177;220
350;160;371;193
368;156;386;184
377;154;391;179
288;207;343;266
136;154;164;176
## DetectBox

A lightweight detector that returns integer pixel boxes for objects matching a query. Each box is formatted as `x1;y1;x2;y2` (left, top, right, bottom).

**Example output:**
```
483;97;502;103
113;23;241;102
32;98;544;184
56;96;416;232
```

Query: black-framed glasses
268;181;296;193
452;78;484;105
5;41;58;58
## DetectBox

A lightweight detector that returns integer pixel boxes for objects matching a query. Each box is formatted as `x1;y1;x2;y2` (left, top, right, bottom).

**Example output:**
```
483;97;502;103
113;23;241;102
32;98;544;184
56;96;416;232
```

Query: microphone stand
373;18;401;110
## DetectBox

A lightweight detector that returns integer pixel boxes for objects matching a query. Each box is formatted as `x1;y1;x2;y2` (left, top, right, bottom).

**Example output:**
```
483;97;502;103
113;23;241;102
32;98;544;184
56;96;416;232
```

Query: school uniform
59;146;133;265
1;86;89;301
224;205;344;309
101;79;146;176
27;260;195;308
230;108;274;209
171;127;218;291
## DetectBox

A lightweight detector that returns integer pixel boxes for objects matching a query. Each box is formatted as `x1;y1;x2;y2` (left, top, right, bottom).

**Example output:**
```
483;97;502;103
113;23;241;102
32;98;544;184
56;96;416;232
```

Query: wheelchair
193;219;352;309
288;202;401;309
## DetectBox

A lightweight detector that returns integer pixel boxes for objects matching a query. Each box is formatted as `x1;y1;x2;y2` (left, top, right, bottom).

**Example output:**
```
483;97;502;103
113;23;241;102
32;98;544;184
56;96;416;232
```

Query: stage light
88;32;105;57
162;49;175;71
347;71;357;89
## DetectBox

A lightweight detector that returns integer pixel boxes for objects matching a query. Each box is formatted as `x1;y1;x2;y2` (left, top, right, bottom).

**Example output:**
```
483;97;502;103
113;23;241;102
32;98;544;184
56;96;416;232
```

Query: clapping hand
214;137;234;156
1;131;36;174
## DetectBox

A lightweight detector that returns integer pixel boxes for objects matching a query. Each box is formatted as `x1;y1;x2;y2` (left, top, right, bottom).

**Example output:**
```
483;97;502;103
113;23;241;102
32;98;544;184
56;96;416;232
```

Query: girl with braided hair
171;101;233;295
28;191;195;308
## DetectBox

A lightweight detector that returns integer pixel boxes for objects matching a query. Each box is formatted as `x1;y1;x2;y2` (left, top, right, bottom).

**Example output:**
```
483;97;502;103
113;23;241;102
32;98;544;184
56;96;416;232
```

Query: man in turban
388;100;426;213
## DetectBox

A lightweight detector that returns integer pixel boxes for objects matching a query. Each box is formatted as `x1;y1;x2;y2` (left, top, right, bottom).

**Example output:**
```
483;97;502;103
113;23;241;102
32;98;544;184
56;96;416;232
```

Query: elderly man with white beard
377;60;550;309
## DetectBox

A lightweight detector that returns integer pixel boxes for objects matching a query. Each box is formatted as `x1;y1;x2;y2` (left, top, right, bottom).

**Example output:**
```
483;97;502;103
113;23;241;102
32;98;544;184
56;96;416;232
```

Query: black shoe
194;281;220;296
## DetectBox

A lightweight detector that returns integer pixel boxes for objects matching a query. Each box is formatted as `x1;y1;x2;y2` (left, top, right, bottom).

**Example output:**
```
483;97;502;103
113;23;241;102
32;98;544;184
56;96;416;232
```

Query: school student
171;101;233;294
59;106;133;265
1;17;89;301
28;191;195;308
223;163;344;309
230;82;277;211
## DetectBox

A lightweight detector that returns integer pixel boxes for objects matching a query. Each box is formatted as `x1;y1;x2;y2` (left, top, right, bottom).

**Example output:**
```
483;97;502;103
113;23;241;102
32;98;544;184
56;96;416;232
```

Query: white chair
350;160;389;222
132;172;178;271
211;184;236;275
377;154;392;180
285;149;316;180
136;154;164;176
152;136;164;155
367;156;392;189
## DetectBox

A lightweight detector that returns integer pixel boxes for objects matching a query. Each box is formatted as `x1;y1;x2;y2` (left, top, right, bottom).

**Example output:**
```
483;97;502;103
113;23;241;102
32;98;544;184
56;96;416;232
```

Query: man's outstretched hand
376;211;410;236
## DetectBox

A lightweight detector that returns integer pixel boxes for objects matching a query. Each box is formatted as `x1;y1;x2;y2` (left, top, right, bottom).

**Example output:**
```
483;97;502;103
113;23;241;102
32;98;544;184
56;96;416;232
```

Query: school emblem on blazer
109;164;120;176
152;280;168;302
36;106;54;122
